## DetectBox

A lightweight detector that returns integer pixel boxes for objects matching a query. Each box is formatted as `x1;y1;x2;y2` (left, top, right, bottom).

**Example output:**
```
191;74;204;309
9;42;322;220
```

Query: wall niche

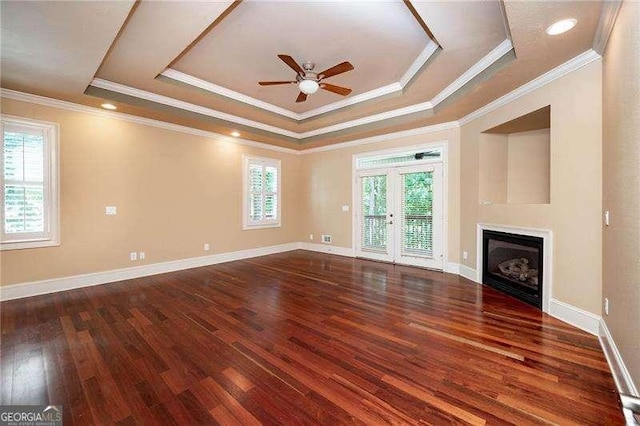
479;106;550;205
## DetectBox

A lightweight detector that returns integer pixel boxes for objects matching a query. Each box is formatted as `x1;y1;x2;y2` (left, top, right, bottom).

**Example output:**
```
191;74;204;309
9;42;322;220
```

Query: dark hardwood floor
1;250;623;425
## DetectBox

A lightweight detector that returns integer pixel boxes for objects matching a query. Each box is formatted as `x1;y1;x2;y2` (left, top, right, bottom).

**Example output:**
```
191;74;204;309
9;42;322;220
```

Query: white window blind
400;171;434;257
243;156;281;229
1;116;59;250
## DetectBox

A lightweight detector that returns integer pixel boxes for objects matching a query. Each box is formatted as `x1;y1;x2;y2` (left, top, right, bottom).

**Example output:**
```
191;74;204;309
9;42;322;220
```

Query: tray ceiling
0;0;606;149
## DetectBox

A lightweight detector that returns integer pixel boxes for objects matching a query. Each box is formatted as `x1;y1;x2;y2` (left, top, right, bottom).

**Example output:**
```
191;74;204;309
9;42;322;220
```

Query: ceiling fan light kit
299;79;319;94
259;54;354;102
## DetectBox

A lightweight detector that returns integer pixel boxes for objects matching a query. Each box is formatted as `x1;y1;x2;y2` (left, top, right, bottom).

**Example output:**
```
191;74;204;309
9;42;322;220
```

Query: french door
355;163;444;270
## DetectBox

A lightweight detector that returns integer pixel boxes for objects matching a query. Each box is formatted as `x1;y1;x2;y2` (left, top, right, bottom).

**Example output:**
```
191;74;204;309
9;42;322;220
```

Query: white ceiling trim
160;40;439;121
458;49;601;126
431;39;513;107
90;78;299;138
299;100;432;138
592;0;622;54
90;39;510;139
0;88;300;155
299;121;459;155
161;68;300;120
398;41;440;87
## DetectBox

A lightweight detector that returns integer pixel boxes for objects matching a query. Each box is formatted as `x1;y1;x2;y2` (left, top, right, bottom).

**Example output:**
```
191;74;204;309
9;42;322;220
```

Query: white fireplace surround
476;223;553;313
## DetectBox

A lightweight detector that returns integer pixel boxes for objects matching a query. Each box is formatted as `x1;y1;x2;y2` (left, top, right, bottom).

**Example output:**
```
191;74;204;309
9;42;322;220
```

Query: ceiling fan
259;54;354;103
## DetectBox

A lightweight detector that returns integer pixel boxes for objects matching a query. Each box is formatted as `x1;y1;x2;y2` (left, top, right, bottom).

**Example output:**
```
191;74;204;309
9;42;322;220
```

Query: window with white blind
1;116;59;250
243;155;281;229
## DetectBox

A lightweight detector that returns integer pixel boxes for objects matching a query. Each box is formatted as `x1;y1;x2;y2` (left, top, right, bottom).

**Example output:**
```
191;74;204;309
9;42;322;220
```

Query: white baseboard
299;242;355;258
548;298;601;335
0;242;300;301
599;319;639;396
445;262;460;274
459;264;479;283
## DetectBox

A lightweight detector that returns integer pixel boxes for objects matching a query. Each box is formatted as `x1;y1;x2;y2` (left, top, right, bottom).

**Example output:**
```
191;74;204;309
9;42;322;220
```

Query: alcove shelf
479;106;551;205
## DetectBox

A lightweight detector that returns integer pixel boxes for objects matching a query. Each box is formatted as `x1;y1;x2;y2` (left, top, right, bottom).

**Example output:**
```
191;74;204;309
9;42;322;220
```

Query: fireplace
482;230;543;308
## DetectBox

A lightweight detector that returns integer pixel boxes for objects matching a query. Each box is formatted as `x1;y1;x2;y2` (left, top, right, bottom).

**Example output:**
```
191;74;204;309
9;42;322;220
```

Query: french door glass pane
401;171;433;257
361;175;387;251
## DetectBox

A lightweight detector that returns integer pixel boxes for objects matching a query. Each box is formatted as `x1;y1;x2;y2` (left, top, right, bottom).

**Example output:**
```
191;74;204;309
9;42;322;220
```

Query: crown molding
431;39;513;107
398;40;440;87
90;78;300;138
593;0;622;55
299;120;459;154
0;88;300;155
160;40;439;122
458;49;602;126
91;39;510;140
161;68;300;120
299;100;433;138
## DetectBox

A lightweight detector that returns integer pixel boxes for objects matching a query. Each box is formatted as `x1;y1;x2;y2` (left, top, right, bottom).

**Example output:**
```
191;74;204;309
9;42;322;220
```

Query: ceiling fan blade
258;81;296;86
318;61;354;79
295;92;307;103
278;54;305;75
320;83;352;96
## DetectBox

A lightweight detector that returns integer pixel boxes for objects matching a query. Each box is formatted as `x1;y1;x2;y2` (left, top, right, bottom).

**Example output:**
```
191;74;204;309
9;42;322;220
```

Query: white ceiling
173;1;430;112
0;0;134;96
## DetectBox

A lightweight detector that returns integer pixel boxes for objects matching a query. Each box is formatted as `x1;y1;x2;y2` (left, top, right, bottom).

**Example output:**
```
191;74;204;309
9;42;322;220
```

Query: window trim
242;155;281;230
1;115;60;250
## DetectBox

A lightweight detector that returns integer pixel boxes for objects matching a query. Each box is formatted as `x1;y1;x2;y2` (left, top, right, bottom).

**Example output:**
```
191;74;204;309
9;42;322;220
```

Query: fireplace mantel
476;223;553;313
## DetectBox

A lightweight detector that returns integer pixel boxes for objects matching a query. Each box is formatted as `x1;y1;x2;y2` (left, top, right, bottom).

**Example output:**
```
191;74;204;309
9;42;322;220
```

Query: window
1;116;59;250
243;155;281;229
356;147;442;170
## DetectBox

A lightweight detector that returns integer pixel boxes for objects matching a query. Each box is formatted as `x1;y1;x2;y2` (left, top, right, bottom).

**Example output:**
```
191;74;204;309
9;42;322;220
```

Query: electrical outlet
139;252;145;260
604;297;609;315
204;243;210;251
604;210;610;226
129;252;137;261
309;234;313;240
105;206;117;215
321;234;332;244
341;205;349;212
463;251;468;260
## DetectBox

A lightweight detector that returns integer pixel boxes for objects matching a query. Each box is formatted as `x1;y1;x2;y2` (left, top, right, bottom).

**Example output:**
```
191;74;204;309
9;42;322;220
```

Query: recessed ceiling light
101;103;117;110
231;131;240;137
546;18;577;36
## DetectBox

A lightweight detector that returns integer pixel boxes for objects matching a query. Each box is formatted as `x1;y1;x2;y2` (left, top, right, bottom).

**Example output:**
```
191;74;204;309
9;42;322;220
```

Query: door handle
388;220;393;225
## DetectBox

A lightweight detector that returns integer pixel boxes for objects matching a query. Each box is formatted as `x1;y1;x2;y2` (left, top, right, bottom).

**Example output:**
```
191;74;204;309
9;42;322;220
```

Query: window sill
0;239;60;251
243;223;282;230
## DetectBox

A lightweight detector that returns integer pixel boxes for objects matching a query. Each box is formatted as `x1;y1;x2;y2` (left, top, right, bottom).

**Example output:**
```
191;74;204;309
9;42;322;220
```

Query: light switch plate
342;205;350;212
105;206;117;215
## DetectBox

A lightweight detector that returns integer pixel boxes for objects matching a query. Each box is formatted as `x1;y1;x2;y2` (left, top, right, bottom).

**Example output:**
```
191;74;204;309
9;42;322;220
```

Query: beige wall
300;127;461;264
478;133;508;204
460;59;603;314
507;129;550;204
0;98;303;285
602;1;640;390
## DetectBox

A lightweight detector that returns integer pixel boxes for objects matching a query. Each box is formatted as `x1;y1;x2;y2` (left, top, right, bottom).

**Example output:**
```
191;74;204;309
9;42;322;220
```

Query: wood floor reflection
0;250;623;424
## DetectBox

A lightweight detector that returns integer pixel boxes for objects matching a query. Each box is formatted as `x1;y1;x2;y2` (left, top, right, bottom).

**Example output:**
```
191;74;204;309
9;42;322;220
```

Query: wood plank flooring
0;250;624;424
